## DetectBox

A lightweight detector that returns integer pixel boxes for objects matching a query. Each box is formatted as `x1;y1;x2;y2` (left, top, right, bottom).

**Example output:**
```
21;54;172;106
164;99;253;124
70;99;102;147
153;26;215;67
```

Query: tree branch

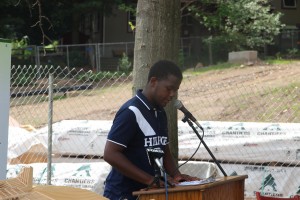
30;0;54;54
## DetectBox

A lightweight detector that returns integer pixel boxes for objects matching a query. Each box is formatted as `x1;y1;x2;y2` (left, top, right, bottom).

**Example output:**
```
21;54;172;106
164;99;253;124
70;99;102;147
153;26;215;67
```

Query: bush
12;73;34;86
76;71;125;82
118;53;132;74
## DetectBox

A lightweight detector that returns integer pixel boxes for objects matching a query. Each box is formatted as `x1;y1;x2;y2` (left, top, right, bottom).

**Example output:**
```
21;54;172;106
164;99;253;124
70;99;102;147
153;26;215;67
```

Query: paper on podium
176;177;217;186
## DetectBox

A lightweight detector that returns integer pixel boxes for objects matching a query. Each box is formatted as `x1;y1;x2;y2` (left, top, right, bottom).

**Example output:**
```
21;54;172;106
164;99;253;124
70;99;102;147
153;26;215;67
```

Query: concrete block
228;51;258;64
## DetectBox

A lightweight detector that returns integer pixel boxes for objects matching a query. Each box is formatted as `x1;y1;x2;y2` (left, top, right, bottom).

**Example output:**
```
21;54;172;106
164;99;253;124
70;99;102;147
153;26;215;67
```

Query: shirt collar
136;89;162;111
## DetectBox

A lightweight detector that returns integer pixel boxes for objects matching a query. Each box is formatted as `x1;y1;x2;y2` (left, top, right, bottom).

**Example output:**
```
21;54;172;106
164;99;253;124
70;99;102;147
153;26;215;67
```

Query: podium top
32;185;107;200
133;175;248;196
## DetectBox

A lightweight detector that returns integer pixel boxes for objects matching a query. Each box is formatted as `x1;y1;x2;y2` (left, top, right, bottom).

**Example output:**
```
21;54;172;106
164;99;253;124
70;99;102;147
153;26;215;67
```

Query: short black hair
148;60;183;82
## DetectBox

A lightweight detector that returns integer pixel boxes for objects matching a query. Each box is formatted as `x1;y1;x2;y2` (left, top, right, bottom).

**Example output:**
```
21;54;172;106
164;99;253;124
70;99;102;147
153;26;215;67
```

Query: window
282;0;297;9
92;12;99;33
182;15;193;26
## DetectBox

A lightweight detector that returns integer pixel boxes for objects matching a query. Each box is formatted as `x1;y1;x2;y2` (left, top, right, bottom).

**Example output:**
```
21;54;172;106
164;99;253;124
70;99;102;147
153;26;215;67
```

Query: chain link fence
11;31;300;73
11;42;135;73
7;60;300;199
10;38;240;70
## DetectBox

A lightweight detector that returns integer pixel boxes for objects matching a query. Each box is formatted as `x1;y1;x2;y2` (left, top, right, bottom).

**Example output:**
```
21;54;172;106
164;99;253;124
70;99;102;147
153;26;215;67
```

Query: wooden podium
133;175;248;200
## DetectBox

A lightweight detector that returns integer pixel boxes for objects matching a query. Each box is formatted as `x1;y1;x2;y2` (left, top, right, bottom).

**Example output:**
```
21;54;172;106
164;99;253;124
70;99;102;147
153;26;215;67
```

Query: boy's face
150;74;182;107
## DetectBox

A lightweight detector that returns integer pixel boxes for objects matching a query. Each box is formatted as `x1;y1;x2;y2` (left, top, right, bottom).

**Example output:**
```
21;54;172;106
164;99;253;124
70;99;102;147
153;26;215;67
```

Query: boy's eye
166;87;173;91
166;86;178;93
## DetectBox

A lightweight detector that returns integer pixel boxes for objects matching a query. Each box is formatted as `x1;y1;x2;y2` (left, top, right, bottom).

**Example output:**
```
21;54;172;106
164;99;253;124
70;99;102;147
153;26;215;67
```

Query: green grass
257;82;300;122
263;58;299;65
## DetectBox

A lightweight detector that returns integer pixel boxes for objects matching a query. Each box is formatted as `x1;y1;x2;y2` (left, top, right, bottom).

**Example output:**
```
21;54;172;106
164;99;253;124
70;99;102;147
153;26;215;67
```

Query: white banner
7;162;300;198
35;120;112;156
7;118;300;198
220;163;300;198
178;121;300;163
7;162;111;192
6;161;218;195
8;120;300;164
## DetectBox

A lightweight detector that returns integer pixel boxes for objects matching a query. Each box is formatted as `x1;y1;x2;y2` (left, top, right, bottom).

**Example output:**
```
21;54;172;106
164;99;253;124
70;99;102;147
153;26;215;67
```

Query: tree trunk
133;0;181;162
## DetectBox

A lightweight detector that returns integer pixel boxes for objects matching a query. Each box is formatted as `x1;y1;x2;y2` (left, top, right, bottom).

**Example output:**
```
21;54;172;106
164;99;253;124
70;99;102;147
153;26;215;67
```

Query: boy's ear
149;77;158;87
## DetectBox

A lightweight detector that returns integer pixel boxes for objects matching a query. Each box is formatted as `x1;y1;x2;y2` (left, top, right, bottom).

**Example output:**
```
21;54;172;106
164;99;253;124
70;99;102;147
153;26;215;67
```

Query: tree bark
133;0;181;162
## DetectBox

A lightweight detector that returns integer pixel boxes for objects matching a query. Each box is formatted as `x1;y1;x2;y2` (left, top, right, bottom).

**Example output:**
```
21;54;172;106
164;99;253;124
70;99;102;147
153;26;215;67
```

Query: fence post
47;73;54;185
0;39;11;179
36;46;42;79
208;39;213;66
66;45;70;67
96;44;101;72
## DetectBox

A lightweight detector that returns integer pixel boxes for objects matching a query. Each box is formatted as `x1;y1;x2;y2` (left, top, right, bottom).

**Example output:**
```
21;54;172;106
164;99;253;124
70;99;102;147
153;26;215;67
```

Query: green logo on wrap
36;165;56;184
297;185;300;194
262;124;281;131
260;174;277;192
230;171;238;176
258;124;286;136
72;165;91;177
222;122;250;138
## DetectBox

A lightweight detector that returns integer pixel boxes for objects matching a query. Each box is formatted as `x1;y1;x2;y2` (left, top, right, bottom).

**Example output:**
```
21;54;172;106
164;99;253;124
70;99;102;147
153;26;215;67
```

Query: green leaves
185;0;284;51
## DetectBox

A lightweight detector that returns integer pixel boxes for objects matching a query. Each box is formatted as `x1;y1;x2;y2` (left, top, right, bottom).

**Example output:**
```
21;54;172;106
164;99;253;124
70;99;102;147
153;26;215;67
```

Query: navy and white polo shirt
104;90;169;199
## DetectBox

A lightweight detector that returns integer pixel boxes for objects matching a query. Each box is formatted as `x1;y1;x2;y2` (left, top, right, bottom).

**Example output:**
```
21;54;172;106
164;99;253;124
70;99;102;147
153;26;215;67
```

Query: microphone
174;99;204;131
146;147;166;188
146;148;164;171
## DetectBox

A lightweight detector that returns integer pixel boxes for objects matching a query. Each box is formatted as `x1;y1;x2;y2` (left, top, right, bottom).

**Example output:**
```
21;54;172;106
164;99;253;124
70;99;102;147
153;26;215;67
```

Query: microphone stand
146;159;173;189
181;115;227;177
153;163;161;188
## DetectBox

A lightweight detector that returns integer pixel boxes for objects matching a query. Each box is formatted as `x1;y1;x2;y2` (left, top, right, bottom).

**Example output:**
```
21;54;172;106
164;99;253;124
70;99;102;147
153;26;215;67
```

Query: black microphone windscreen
147;148;164;158
174;99;183;109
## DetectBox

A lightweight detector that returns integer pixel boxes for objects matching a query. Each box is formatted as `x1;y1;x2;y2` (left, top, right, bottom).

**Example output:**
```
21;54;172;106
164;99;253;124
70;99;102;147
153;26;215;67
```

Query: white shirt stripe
129;106;156;136
107;139;127;148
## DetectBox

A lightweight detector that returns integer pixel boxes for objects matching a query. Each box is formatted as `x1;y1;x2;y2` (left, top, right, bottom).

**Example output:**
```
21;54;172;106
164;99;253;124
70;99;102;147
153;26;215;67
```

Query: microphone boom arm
181;115;227;177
